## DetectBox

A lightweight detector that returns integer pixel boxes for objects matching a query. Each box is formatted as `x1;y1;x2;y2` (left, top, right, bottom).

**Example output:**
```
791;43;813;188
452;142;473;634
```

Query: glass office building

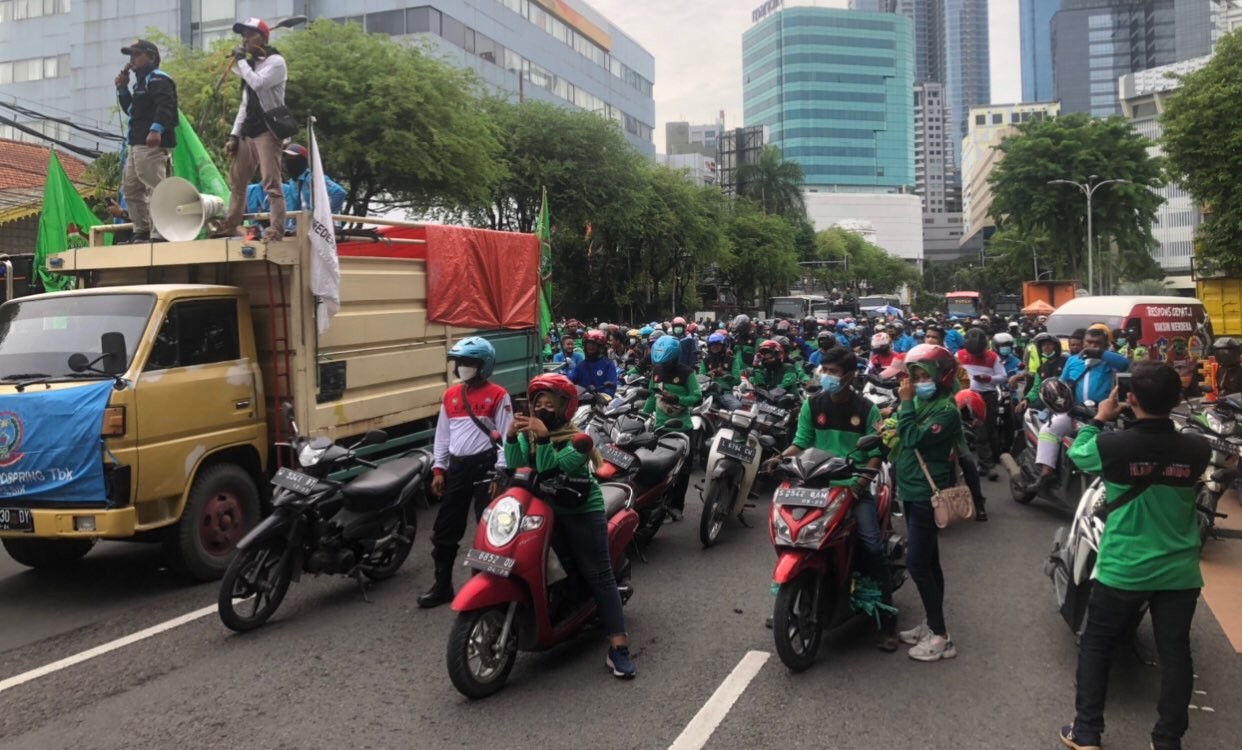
742;6;915;192
1020;0;1060;102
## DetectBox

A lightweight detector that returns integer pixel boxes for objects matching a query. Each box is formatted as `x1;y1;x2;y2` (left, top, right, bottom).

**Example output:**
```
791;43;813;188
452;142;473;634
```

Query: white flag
308;125;340;334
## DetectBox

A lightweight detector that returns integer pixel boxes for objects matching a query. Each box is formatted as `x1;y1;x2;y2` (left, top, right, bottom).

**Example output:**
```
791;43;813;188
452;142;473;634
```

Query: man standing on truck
418;337;514;609
116;39;178;244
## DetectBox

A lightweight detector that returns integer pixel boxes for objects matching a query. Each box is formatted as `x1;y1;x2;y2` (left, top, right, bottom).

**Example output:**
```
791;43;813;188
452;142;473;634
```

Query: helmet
1212;336;1241;367
731;314;751;333
1033;332;1061;356
639;325;654;337
904;344;956;390
448;336;496;378
707;332;728;347
802;316;818;330
583;329;606;355
649;330;665;343
955;389;986;424
662;321;672;331
775;320;791;334
992;332;1014;347
757;339;784;362
652;335;682;364
871;332;891;349
1086;323;1113;343
774;335;793;352
1008;321;1020;330
672;316;687;327
964;328;988;355
627;328;640;340
687;323;698;334
816;330;834;346
1039;377;1074;414
527;374;578;423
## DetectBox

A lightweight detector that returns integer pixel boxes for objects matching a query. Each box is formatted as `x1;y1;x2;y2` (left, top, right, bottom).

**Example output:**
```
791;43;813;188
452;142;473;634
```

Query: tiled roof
0;139;94;225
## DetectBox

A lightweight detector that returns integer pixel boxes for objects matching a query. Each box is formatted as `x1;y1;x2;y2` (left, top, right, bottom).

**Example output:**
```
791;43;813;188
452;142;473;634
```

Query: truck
1022;280;1079;312
0;217;539;579
944;291;981;319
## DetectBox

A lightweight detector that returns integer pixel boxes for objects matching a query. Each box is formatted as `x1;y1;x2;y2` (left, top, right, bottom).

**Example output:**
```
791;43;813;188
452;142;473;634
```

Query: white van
1045;295;1212;361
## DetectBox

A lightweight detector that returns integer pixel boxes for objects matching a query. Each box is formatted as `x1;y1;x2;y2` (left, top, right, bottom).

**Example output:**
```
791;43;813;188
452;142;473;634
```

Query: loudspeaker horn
150;177;225;242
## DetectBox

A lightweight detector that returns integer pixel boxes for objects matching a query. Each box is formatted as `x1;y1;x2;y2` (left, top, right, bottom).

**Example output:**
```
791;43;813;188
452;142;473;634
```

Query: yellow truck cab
0;219;537;579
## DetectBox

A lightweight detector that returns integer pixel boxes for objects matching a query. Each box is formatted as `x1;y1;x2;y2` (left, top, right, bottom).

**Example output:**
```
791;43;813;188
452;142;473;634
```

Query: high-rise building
941;0;991;161
0;1;657;156
1020;0;1061;102
960;101;1061;249
665;119;725;158
659;153;718;187
1052;0;1212;117
718;124;767;197
914;81;966;261
742;5;915;192
887;0;945;84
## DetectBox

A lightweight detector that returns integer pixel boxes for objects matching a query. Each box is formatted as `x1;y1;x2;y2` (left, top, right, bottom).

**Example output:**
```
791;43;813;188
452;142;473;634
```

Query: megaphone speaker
150;177;225;242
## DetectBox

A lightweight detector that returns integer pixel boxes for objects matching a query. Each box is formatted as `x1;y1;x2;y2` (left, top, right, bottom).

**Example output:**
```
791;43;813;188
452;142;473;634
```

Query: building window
975;114;985;125
0;0;71;21
366;9;405;35
0;53;68;83
407;6;441;34
991;113;1003;124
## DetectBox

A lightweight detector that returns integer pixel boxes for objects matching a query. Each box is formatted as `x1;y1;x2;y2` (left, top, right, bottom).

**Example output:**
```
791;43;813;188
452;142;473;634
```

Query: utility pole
1048;175;1130;295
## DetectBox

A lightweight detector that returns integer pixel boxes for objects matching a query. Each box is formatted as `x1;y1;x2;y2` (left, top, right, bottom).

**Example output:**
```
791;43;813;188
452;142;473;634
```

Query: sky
586;0;1022;154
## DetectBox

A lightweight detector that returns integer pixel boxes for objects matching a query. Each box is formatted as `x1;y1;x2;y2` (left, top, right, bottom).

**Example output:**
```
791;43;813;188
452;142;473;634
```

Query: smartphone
511;395;528;415
1115;372;1132;401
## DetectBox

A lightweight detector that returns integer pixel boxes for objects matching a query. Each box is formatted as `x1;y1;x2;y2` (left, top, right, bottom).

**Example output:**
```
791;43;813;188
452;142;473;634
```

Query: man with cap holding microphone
115;39;177;244
212;17;289;242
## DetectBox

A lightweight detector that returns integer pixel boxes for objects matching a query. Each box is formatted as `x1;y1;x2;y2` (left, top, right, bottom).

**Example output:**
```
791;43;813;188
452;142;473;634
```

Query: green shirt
642;364;702;431
750;361;800;391
503;433;604;514
792;393;883;486
893;397;962;503
1067;424;1203;591
700;355;739;391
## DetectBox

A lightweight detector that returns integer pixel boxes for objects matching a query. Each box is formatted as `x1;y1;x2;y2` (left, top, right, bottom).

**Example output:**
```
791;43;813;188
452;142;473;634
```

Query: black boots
416;556;455;609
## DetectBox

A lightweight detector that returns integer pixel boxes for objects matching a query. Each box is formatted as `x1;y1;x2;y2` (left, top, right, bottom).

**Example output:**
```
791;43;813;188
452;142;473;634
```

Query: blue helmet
707;332;728;346
652;335;682;364
448;336;496;378
639;325;654;337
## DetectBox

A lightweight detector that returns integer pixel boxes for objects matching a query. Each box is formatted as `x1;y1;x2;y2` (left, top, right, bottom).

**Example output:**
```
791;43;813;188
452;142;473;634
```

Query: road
1;472;1239;750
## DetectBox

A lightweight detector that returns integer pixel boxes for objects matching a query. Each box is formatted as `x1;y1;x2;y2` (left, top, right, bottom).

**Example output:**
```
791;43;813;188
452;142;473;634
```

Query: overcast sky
587;0;1022;153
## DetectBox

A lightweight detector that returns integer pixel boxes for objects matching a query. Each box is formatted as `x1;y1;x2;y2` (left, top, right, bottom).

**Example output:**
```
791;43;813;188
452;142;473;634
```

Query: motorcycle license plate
464;548;516;577
0;507;33;532
600;444;637;471
271;467;318;496
774;487;831;508
758;402;787;418
718;440;756;463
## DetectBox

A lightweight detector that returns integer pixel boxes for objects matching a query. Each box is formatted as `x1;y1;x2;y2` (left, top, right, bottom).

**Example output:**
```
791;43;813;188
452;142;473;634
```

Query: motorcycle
446;467;639;699
218;404;430;632
1001;402;1100;512
1179;398;1239;549
572;384;615;430
594;412;692;546
768;436;905;672
697;404;776;547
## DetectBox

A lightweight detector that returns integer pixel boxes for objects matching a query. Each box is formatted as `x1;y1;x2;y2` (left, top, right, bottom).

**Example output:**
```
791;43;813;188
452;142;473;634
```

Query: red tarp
335;224;538;330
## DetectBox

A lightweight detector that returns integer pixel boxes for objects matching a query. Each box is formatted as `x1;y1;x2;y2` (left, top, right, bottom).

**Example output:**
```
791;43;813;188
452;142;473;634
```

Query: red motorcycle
768;436;906;671
446;467;639;699
593;411;692;546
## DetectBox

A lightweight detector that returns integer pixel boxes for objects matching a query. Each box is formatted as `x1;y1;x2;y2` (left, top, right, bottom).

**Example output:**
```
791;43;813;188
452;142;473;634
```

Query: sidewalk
1202;494;1242;653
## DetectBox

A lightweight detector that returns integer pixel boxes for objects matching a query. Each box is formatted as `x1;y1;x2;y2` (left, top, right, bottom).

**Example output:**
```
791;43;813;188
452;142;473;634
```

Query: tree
721;201;800;307
736;145;806;218
811;227;919;296
987;113;1166;287
1161;30;1242;273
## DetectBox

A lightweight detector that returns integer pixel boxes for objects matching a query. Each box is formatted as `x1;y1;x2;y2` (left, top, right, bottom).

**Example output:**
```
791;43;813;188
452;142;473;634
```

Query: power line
0;101;123;143
0;114;103;159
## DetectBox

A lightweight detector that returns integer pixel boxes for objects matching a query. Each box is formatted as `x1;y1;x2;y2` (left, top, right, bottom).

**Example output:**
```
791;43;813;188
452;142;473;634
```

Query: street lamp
1047;175;1131;295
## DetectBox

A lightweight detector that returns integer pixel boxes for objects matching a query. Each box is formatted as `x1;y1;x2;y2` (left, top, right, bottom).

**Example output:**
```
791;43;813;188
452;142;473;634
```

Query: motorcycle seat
635;446;682;484
342;454;427;511
600;483;630;519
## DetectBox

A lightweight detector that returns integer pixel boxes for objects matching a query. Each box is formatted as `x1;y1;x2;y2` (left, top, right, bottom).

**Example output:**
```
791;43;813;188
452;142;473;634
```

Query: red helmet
904;344;956;390
584;329;607;344
672;316;687;327
955;390;986;424
687;323;698;334
758;339;785;362
527;374;578;422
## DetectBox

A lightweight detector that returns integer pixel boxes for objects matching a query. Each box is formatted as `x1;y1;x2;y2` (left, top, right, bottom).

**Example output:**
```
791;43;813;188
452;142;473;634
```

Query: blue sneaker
1059;724;1101;750
606;645;637;679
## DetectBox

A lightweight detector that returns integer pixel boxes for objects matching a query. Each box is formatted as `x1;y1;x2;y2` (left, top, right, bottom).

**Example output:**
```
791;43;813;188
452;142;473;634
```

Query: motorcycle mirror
855;434;882;453
362;429;388;446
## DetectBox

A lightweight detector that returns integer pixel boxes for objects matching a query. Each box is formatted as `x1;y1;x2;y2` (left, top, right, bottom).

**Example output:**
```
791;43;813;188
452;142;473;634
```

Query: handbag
263;104;298;139
914;449;976;528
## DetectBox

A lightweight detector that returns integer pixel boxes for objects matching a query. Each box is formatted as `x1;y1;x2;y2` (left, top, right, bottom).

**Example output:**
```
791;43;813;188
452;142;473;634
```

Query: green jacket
503;433;604;514
793;393;883;486
733;336;766;374
642;363;702;431
1068;421;1207;591
700;354;739;391
750;361;800;391
893;397;962;503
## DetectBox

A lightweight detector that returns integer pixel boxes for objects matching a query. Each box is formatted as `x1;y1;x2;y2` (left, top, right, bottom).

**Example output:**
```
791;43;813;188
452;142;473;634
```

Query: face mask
820;374;843;394
673;327;685;336
874;346;890;355
915;330;924;337
457;365;478;382
534;408;563;429
915;382;937;399
1000;347;1012;356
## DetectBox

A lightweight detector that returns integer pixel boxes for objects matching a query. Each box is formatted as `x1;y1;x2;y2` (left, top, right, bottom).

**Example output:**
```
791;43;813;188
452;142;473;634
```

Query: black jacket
118;68;177;148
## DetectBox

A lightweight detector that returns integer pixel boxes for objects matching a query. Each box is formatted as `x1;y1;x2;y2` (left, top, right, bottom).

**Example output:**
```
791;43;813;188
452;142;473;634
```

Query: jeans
429;451;497;564
1074;583;1199;749
716;391;743;412
903;501;946;636
552;510;627;637
853;489;894;618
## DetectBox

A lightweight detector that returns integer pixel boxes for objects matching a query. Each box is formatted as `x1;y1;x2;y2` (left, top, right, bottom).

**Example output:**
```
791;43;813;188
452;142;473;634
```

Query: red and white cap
233;17;270;37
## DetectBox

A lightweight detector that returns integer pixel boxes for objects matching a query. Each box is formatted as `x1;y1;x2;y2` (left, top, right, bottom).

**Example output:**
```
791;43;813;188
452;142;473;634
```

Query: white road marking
669;650;770;750
0;604;216;694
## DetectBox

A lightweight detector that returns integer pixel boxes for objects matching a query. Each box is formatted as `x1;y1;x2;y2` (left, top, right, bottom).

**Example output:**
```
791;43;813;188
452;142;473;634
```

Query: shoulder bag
914;449;976;528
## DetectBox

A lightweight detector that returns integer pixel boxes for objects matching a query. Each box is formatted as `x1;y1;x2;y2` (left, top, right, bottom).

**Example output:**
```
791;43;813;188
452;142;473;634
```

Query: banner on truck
0;381;113;502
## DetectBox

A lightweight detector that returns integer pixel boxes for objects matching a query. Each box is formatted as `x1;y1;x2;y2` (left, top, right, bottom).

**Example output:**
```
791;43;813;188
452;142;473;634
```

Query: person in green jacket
642;335;701;519
764;346;896;650
504;373;637;680
700;332;742;410
891;344;963;663
1058;363;1210;750
748;340;800;391
730;314;764;373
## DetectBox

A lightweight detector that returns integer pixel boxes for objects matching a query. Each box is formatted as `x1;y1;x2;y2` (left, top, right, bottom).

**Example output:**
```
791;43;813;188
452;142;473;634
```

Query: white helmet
871;332;892;349
993;332;1014;347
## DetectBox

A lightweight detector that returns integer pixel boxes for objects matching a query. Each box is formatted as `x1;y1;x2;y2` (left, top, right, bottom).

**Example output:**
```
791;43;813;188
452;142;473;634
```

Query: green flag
35;149;105;292
172;109;230;202
535;188;555;353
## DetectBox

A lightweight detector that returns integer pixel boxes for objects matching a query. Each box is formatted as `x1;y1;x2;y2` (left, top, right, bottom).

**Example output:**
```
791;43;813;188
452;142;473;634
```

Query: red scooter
593;411;691;546
768;436;906;672
446;466;640;699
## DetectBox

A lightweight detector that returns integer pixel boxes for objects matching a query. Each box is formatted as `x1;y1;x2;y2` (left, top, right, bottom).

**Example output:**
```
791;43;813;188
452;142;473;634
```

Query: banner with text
0;381;114;502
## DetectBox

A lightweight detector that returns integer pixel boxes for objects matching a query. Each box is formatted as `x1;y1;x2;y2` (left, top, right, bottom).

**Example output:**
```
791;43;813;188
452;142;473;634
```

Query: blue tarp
0;381;114;502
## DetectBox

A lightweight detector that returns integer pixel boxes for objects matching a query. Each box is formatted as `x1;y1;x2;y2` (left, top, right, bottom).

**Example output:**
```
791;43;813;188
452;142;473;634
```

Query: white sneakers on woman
899;622;958;661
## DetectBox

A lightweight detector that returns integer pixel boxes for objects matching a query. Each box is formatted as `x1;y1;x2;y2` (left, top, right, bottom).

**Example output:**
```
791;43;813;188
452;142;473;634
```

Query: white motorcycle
1044;477;1107;637
698;404;780;547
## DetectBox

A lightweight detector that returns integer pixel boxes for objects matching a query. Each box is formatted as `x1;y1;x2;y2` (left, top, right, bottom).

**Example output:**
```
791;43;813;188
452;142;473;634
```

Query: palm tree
736;146;806;218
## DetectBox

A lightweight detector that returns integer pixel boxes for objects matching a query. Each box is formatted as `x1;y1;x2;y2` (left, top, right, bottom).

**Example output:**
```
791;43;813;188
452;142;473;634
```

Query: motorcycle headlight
795;517;828;547
485;497;522;548
731;413;753;429
298;444;327;468
773;512;794;546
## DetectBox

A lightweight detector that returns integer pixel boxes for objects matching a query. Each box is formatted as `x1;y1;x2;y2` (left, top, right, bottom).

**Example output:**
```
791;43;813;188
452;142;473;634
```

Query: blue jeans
552;510;627;637
716;391;743;412
903;501;946;636
853;489;894;614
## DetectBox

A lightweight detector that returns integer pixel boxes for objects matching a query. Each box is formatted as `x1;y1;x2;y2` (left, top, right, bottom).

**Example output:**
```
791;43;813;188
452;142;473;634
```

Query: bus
769;295;828;320
945;291;981;319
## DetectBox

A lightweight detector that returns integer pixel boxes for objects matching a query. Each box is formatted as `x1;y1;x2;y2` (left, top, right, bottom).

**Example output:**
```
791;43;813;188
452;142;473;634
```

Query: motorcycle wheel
634;502;667;547
362;501;418;582
773;571;823;672
1008;450;1035;504
699;480;731;548
1197;487;1218;550
447;606;517;700
217;539;291;633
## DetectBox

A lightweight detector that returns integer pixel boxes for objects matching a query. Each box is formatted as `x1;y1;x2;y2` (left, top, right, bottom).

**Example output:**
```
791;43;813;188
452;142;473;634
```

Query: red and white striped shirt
955;350;1008;394
432;382;513;473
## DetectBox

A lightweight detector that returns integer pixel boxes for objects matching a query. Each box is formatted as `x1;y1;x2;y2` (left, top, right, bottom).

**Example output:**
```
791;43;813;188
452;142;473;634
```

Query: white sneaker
908;633;957;661
899;622;930;645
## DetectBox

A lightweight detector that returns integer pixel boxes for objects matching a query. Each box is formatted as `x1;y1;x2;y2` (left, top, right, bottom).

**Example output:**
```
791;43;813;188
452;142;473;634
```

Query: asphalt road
1;472;1239;750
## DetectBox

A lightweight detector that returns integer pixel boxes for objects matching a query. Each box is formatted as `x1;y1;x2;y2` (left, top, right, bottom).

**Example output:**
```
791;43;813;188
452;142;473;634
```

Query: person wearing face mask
567;330;617;397
1020;332;1068;412
701;332;741;410
763;347;896;649
956;329;1008;480
670;316;698;369
748;340;800;391
807;330;836;368
504;374;637;679
994;331;1027;403
418;337;514;609
643;336;702;520
869;332;897;374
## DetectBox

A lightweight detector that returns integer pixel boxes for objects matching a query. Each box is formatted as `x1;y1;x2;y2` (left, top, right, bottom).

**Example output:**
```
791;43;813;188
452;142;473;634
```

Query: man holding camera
115;39;177;244
212;17;288;242
1059;362;1210;750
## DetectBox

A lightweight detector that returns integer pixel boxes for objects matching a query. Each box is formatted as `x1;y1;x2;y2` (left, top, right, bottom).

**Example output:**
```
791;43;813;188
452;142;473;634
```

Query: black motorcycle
218;404;431;632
